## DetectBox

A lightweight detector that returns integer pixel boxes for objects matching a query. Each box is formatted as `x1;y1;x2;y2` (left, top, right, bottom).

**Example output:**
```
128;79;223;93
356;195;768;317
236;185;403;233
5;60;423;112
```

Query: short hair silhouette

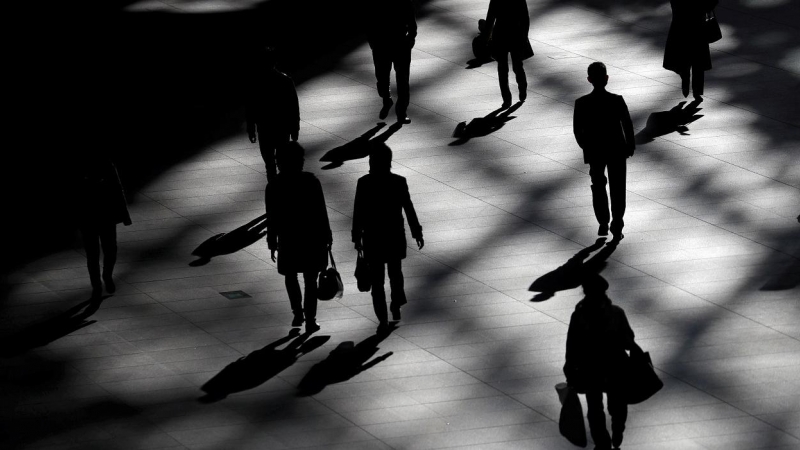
587;62;608;87
369;142;393;173
276;141;305;173
581;272;609;295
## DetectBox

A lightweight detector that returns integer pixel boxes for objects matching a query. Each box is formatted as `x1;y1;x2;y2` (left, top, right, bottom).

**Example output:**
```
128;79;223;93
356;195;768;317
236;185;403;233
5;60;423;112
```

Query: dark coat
246;68;300;137
573;89;635;164
564;296;635;393
365;0;417;50
76;162;132;227
266;172;332;275
352;172;422;263
663;0;719;73
486;0;533;60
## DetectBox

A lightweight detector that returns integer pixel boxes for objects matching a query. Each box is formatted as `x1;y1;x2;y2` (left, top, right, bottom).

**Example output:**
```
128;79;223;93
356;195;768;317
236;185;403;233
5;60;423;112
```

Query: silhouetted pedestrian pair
664;0;719;101
352;143;423;334
485;0;533;107
265;142;331;334
365;0;417;124
76;157;132;299
247;47;300;182
574;62;635;241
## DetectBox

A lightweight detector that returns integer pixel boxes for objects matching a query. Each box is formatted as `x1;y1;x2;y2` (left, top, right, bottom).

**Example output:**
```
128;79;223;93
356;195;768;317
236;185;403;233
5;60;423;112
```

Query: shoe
693;94;703;103
611;232;624;242
680;72;690;98
291;313;304;327
501;98;512;109
390;303;401;321
379;97;394;120
305;320;321;334
397;115;411;124
377;322;391;335
598;224;609;237
103;275;116;294
519;89;527;102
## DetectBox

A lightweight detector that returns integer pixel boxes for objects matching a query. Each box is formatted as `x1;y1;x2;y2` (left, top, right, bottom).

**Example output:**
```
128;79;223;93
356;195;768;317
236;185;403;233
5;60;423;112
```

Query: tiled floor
2;0;799;449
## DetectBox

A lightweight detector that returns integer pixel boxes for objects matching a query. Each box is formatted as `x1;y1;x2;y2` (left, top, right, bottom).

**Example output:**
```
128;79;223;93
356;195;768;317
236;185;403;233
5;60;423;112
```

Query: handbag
355;251;371;292
555;382;587;447
624;349;664;404
317;250;344;300
472;19;492;61
705;10;722;44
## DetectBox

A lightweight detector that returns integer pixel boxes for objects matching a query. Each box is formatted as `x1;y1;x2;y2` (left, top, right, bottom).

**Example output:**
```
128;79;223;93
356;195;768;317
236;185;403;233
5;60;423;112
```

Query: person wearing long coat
663;0;719;101
352;143;423;333
266;142;332;334
485;0;534;107
76;158;132;299
246;47;300;182
564;273;637;450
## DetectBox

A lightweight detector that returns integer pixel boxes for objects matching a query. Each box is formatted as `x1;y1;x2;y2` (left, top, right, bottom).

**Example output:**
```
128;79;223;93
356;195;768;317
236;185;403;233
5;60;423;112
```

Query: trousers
495;50;527;102
586;390;628;449
369;259;406;323
285;271;319;320
372;44;412;116
80;222;117;287
589;158;627;234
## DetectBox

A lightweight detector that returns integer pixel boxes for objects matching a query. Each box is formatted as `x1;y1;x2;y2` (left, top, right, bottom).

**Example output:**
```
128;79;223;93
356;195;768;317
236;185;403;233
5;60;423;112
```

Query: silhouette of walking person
663;0;719;101
352;143;423;333
564;273;638;450
246;47;300;182
574;62;635;241
484;0;534;108
365;0;417;124
266;142;332;334
76;157;132;300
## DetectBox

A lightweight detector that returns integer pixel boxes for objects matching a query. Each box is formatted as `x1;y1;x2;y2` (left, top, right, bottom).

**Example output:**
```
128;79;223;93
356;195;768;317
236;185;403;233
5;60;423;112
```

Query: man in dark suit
246;47;300;182
365;0;417;124
573;62;635;240
352;143;423;333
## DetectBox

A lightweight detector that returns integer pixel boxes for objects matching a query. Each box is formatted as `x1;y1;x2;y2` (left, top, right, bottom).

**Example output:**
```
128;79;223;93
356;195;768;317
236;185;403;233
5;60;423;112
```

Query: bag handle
328;249;337;270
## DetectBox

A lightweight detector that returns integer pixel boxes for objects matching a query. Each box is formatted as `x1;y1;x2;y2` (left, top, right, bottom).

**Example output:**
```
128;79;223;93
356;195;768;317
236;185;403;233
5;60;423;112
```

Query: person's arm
406;0;418;47
289;78;300;141
573;99;590;163
352;178;364;250
619;96;635;157
619;308;640;354
265;184;279;260
485;0;497;36
564;312;579;385
314;177;333;247
401;178;424;249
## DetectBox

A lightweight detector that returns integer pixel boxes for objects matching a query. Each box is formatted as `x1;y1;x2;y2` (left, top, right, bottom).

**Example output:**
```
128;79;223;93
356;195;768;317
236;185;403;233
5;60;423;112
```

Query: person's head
581;272;610;298
587;62;608;88
369;142;392;173
276;141;305;174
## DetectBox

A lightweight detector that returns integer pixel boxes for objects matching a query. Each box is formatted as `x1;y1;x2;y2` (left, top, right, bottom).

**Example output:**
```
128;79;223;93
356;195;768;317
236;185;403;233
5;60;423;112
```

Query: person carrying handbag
563;273;636;450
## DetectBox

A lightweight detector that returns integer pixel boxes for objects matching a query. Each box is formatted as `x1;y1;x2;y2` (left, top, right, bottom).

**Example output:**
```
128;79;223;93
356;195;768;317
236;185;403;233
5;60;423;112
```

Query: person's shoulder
575;93;591;104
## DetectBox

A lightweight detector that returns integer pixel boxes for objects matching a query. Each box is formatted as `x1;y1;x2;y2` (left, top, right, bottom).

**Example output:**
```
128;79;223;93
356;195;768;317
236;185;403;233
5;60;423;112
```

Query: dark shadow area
451;102;523;145
760;257;800;291
190;214;268;266
200;329;329;402
0;297;107;357
296;330;394;396
635;101;704;145
320;122;402;169
529;238;619;301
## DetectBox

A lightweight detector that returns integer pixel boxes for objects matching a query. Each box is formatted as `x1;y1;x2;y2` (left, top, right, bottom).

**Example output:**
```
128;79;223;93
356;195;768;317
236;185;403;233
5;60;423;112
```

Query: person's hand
354;241;363;252
249;132;257;144
291;131;299;141
270;249;276;262
416;237;424;250
408;37;416;49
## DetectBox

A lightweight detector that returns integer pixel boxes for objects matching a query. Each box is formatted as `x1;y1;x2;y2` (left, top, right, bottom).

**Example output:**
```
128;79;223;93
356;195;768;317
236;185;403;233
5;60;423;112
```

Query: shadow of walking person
296;330;395;397
451;102;523;145
635;101;703;145
529;238;620;302
190;214;268;266
199;329;329;403
320;122;403;170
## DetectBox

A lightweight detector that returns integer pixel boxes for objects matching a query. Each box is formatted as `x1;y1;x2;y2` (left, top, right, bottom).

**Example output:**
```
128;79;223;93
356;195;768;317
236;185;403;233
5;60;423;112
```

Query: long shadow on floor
529;238;618;301
635;100;703;145
200;329;329;403
0;297;108;357
296;329;395;396
320;122;402;169
451;102;523;145
190;214;268;266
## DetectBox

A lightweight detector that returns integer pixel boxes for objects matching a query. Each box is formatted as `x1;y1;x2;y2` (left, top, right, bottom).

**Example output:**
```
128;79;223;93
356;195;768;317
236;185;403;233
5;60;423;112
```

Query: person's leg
496;51;512;105
394;45;412;119
387;259;406;320
285;273;304;325
302;271;319;326
607;158;627;237
692;65;705;98
258;132;283;182
607;389;628;449
99;223;118;292
589;162;611;232
511;55;527;101
81;224;102;296
680;68;690;97
370;261;389;325
585;391;612;450
372;47;392;100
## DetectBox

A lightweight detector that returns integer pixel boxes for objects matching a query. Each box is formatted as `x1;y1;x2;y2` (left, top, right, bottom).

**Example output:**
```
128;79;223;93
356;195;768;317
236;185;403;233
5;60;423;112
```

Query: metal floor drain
220;290;251;299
